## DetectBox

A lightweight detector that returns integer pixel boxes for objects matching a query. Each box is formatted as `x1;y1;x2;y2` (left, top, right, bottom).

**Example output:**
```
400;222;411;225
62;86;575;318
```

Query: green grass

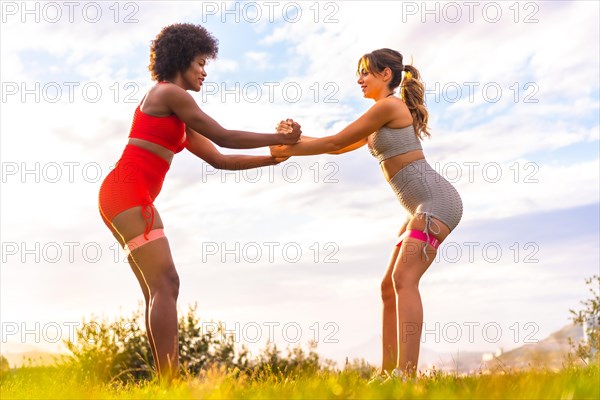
1;364;598;399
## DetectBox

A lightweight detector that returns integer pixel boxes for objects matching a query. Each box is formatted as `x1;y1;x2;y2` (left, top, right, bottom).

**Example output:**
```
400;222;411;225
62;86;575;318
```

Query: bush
0;355;9;376
177;303;250;375
249;340;324;379
569;275;600;366
63;305;152;382
62;303;333;383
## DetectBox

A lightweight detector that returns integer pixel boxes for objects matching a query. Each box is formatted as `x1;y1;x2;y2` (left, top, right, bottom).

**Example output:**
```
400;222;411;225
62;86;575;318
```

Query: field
1;363;598;399
3;276;597;399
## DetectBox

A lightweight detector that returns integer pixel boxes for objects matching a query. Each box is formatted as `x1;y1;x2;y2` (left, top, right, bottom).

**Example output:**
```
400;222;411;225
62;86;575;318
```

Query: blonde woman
271;48;463;378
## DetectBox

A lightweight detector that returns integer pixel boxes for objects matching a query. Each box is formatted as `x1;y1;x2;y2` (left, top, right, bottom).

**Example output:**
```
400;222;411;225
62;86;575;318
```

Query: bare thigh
386;213;453;276
109;206;166;243
391;214;452;285
382;218;411;282
104;206;171;294
406;214;452;243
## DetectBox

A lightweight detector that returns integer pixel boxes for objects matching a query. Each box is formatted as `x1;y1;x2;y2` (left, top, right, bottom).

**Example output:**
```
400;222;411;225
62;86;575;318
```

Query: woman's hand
276;119;293;134
272;156;290;164
276;118;302;144
270;144;291;158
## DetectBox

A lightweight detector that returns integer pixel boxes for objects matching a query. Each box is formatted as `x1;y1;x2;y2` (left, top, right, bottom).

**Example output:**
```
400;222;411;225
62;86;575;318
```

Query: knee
149;267;180;300
381;277;395;303
391;270;418;292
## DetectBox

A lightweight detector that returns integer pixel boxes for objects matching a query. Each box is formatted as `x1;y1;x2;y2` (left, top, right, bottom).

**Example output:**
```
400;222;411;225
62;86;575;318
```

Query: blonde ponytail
401;65;430;139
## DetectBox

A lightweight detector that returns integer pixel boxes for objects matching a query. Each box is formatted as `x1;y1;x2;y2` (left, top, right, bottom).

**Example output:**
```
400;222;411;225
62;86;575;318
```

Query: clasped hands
271;118;301;160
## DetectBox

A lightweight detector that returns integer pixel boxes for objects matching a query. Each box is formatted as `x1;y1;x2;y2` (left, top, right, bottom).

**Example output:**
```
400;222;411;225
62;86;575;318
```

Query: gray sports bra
367;125;422;163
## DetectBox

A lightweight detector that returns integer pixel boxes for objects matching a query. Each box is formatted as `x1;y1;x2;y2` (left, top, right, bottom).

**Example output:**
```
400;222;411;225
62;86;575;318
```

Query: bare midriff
379;149;425;182
128;138;174;165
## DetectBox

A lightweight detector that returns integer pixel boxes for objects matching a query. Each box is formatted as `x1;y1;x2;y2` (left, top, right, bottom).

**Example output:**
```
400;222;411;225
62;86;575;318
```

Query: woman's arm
300;136;367;154
270;101;394;157
327;138;368;154
164;85;300;149
186;128;287;170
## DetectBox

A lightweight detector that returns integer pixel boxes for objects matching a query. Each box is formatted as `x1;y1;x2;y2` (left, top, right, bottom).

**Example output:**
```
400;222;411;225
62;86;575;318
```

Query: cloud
2;1;598;356
244;51;271;71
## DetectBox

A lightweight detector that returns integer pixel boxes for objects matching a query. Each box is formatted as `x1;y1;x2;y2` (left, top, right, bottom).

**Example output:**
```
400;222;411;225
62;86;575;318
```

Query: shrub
568;275;600;366
62;303;333;382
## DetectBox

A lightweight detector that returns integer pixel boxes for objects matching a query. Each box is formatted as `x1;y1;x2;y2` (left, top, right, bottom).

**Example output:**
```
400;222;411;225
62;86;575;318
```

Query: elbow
206;155;225;169
328;140;344;153
326;144;343;155
207;159;222;169
204;127;231;148
213;134;230;148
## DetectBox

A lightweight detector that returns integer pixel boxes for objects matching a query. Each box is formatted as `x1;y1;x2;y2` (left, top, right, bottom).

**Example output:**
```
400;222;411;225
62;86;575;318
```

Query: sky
1;1;599;368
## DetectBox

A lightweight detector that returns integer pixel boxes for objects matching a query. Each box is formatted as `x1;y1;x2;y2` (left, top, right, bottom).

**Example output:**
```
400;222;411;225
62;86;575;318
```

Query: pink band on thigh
124;228;165;255
396;229;440;250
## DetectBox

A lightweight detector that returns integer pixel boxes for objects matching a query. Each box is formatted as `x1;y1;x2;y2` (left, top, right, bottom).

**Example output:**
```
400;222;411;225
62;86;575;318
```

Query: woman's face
182;54;207;92
356;61;389;100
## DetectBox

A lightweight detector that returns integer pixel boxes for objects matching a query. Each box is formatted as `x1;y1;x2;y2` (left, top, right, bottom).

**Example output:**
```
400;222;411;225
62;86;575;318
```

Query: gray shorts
389;159;463;234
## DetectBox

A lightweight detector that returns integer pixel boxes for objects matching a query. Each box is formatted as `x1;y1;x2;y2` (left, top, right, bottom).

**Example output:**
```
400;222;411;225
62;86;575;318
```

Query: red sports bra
128;83;187;153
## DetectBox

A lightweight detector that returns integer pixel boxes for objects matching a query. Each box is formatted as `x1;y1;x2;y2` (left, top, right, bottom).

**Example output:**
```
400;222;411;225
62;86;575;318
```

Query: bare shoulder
380;96;412;128
147;82;193;101
367;97;405;115
146;83;197;113
387;96;410;109
140;83;190;116
155;82;192;100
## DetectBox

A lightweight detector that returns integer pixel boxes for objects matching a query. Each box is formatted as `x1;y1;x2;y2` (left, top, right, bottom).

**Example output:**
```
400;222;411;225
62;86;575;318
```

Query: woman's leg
109;206;180;381
102;216;159;374
392;214;451;376
127;253;159;371
380;219;410;374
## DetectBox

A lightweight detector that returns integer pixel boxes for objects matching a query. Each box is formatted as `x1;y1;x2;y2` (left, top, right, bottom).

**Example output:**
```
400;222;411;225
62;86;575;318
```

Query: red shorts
98;144;170;238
